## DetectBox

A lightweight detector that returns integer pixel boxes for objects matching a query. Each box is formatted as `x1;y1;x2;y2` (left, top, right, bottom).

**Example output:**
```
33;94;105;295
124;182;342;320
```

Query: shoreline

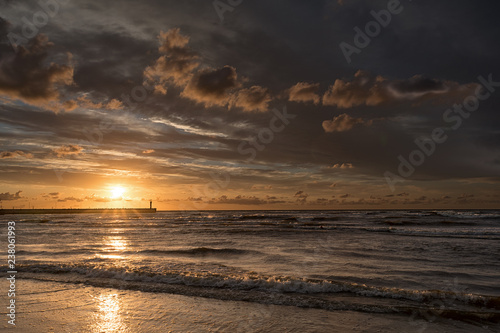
3;279;495;332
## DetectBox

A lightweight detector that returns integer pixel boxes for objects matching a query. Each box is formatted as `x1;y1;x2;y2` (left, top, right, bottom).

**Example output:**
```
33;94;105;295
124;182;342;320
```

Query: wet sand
1;279;496;332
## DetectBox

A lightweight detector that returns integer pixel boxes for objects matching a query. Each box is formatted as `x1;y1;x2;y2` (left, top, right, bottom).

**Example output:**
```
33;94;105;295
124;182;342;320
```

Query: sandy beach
2;279;496;332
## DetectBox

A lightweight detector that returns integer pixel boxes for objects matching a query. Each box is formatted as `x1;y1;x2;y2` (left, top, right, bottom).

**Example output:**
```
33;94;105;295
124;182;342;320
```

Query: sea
1;210;500;332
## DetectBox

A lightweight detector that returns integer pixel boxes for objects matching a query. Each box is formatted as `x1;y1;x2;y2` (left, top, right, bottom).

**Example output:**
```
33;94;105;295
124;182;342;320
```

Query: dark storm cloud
144;28;200;90
322;113;371;133
52;144;83;157
391;76;446;94
330;163;354;169
288;82;321;105
0;16;9;37
144;28;276;112
322;70;389;108
321;70;478;108
64;30;157;99
182;65;240;107
0;190;22;200
57;196;83;202
294;190;308;204
0;33;73;110
72;96;123;111
208;195;268;205
188;193;290;207
230;85;271;112
0;150;33;158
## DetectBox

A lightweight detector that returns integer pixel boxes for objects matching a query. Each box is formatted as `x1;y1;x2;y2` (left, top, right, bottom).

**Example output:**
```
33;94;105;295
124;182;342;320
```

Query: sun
110;186;126;199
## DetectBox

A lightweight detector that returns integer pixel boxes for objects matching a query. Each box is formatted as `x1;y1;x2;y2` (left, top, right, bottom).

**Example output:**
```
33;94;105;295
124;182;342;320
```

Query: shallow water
1;210;500;331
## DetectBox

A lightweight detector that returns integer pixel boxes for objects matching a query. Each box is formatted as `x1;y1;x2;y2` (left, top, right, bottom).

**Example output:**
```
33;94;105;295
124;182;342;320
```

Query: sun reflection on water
98;231;128;260
90;292;129;333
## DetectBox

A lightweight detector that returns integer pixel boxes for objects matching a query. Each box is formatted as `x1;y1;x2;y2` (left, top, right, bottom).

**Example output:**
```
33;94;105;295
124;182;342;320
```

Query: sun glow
110;186;126;199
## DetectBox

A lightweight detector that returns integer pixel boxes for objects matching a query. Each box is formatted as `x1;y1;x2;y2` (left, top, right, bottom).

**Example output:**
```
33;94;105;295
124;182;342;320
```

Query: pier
0;208;157;215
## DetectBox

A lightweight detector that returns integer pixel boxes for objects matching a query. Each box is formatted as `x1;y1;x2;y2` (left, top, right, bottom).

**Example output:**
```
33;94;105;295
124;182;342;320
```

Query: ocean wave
14;263;500;323
384;228;500;239
378;219;478;226
17;249;97;255
18;247;259;257
13;263;500;311
235;214;292;221
138;247;259;256
434;210;500;219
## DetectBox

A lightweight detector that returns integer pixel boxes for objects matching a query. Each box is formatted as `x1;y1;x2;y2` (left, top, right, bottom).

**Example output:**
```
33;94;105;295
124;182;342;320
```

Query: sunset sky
0;0;499;210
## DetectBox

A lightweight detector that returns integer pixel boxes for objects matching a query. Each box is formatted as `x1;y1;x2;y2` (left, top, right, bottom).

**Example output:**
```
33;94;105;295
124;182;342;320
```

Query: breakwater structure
0;201;157;215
